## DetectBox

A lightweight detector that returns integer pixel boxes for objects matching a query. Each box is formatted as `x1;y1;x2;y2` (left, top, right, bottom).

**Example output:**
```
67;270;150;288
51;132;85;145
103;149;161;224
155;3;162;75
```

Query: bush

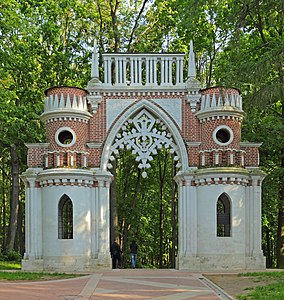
0;251;22;262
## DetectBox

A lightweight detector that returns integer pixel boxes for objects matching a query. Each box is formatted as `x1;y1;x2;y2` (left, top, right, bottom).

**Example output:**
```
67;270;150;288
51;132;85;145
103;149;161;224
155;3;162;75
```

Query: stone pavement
0;269;234;300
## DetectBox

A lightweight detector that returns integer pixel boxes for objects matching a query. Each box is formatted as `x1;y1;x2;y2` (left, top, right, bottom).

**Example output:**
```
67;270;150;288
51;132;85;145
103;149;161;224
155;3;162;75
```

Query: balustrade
44;151;88;169
102;53;185;87
199;149;245;167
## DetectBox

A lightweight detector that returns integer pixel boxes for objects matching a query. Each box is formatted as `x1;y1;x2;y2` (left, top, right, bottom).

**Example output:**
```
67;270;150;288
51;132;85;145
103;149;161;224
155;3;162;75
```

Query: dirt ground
204;273;275;298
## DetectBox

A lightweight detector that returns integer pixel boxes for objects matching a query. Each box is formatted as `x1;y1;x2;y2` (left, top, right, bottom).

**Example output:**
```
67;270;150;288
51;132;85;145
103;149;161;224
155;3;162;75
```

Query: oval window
55;127;76;147
213;126;233;146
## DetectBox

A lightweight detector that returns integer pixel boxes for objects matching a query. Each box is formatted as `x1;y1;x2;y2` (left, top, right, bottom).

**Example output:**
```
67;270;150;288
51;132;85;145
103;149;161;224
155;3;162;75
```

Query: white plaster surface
106;98;182;131
153;98;182;129
106;99;136;130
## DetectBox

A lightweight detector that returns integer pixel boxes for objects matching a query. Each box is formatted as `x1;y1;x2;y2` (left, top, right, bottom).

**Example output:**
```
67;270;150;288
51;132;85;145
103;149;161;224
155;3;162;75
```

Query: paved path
0;269;233;300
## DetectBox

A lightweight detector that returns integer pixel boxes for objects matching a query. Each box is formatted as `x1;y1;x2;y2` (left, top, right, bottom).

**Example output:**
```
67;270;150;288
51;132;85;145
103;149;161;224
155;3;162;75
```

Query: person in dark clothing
130;240;138;268
111;240;121;269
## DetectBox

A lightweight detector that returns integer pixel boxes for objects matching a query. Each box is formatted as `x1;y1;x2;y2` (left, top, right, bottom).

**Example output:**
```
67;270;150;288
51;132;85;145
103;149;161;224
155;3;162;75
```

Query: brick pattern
201;86;240;98
46;120;88;151
241;146;259;166
45;86;87;98
27;146;48;167
200;118;241;149
26;86;260;170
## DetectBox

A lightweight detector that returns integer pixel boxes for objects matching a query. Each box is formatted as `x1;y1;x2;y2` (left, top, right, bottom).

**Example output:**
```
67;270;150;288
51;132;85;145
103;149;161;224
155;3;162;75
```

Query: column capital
94;170;113;187
174;168;197;184
21;168;42;187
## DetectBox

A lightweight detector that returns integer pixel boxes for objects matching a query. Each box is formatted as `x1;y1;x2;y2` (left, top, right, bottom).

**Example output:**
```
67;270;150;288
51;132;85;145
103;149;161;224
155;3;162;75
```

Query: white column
23;179;31;259
184;175;197;255
161;58;165;85
175;58;180;85
177;180;185;254
149;59;153;84
107;59;112;85
176;173;198;265
91;184;99;257
169;58;173;85
25;176;42;259
45;155;49;168
180;59;184;83
104;59;108;84
165;58;169;84
130;58;134;84
123;57;127;84
118;58;123;84
145;57;149;85
138;58;142;85
95;172;113;255
153;58;157;85
115;58;119;85
251;176;263;254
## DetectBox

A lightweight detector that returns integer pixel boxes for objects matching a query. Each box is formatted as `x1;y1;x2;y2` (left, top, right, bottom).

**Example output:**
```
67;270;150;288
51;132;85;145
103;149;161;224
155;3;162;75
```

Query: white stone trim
100;99;188;171
240;142;263;147
213;125;234;146
55;127;77;148
25;143;50;148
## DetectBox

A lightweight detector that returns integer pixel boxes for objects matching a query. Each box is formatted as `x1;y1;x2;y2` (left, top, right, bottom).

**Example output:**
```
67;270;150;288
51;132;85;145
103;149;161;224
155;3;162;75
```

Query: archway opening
108;109;180;269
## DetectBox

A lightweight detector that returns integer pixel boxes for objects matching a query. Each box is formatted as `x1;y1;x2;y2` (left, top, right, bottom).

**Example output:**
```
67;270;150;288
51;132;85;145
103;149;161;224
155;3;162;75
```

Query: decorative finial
188;40;196;78
91;40;99;79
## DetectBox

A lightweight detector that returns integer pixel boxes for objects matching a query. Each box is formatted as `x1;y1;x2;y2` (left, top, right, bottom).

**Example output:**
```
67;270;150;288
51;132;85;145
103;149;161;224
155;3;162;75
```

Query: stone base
22;257;44;272
177;253;266;271
22;254;112;272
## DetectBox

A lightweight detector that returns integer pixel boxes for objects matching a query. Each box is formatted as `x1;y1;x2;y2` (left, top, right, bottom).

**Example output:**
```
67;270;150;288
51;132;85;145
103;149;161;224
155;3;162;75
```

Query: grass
237;271;284;300
0;261;84;281
0;271;81;281
0;261;21;270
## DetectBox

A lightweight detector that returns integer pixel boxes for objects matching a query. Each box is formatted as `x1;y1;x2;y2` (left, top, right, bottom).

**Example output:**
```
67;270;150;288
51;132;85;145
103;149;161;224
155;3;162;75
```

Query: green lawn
0;261;21;270
0;271;81;281
0;261;83;281
237;271;284;300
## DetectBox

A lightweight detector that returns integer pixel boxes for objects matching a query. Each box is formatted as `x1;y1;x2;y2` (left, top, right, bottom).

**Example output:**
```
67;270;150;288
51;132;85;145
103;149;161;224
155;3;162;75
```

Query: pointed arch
100;99;188;171
58;194;73;239
216;193;231;237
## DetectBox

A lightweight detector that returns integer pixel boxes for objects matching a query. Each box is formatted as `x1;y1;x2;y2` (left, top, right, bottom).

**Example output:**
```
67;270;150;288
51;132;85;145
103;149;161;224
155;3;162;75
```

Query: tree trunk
7;145;20;251
158;152;167;268
17;200;25;256
1;156;7;251
170;164;177;268
265;226;271;268
276;67;284;268
110;159;118;246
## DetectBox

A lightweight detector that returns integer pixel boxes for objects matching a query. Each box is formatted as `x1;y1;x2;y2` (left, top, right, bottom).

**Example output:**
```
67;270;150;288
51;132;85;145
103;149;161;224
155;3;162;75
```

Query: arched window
216;193;231;237
58;195;73;239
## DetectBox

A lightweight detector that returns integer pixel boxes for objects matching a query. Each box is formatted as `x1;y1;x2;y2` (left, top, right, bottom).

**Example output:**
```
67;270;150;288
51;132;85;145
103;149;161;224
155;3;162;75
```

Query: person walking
130;240;138;269
111;240;121;269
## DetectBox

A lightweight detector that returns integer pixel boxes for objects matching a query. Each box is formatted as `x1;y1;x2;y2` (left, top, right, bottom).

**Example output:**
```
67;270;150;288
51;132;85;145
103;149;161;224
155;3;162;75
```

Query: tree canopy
0;0;283;267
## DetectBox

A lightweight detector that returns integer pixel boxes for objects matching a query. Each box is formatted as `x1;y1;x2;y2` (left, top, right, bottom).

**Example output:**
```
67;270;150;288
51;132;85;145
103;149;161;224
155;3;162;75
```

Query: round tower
41;86;91;169
196;86;244;167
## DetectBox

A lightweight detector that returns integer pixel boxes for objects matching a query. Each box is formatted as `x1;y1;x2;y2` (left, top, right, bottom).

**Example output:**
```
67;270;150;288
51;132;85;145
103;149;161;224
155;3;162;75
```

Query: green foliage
0;271;81;281
115;136;178;268
0;261;21;270
0;0;283;267
237;272;284;299
0;251;22;262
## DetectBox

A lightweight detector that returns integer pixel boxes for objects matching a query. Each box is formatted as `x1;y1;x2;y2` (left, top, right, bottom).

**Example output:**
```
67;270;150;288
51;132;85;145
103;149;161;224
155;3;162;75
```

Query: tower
21;42;266;271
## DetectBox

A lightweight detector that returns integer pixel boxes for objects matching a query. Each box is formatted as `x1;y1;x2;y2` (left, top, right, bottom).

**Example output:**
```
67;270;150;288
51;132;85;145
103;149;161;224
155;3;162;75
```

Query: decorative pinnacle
187;40;196;78
91;40;99;79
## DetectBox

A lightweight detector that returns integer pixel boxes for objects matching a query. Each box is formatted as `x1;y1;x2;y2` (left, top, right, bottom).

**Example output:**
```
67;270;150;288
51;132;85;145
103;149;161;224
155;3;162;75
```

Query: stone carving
110;109;180;178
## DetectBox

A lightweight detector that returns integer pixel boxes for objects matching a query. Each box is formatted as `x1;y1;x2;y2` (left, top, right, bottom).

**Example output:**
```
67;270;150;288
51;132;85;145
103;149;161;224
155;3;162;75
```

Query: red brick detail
200;118;241;150
241;146;259;166
45;86;88;98
201;86;240;98
27;146;48;167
